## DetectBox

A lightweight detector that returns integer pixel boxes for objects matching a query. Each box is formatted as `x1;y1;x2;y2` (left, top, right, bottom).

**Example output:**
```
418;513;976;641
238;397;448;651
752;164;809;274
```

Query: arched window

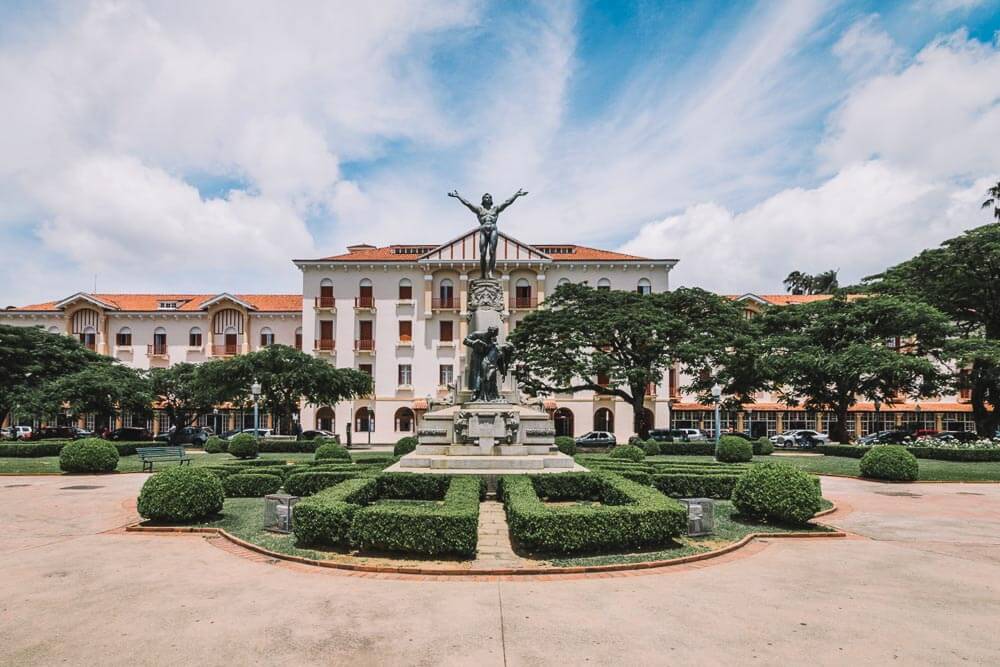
152;327;167;355
438;278;455;308
639;408;655;439
319;278;334;307
557;277;570;287
316;406;335;432
115;326;132;347
514;278;532;309
597;278;611;291
357;278;373;308
554;408;575;437
595;407;614;432
294;326;303;350
188;326;203;347
394;407;415;432
48;325;60;334
637;278;652;295
259;327;274;347
398;278;413;300
355;406;374;432
80;325;97;351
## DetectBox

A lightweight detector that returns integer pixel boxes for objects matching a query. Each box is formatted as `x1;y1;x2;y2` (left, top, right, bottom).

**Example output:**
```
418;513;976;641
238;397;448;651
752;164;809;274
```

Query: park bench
136;446;191;472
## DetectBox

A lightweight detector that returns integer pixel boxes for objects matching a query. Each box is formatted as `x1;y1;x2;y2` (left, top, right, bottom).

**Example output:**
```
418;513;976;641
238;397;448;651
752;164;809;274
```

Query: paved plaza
1;474;998;666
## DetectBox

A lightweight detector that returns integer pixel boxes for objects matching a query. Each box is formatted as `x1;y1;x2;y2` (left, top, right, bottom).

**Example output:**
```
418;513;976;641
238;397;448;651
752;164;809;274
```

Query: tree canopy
25;363;152;430
783;269;840;295
510;283;746;436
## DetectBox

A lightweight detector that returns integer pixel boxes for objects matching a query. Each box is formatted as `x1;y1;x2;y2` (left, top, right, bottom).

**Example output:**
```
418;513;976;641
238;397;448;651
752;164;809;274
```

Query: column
736;412;745;433
242;311;251;353
423;274;433;319
854;413;862;436
815;413;824;433
775;412;784;433
935;412;943;432
536;271;546;306
98;313;109;355
500;274;511;316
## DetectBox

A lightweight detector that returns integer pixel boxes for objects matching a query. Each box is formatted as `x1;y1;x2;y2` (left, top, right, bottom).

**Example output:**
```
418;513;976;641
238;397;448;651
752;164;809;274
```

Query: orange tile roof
729;294;867;306
11;293;300;313
315;243;653;262
670;401;972;413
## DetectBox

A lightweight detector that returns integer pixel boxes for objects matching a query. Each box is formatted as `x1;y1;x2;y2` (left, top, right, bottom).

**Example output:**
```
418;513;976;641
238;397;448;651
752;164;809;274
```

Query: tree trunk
971;363;995;436
830;406;851;444
629;387;646;440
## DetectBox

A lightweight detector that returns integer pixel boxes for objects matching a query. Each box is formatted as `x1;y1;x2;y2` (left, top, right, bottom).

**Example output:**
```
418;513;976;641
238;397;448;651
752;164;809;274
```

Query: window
439;320;454;342
158;301;178;310
398;320;412;342
48;325;60;334
188;327;202;347
637;278;652;295
259;327;274;347
596;372;610;386
294;327;303;351
398;278;413;300
437;278;456;309
355;407;374;432
152;328;167;355
79;326;96;351
597;278;611;291
398;364;412;386
439;364;454;386
557;277;570;287
116;327;132;347
318;278;335;308
357;278;374;308
514;279;532;308
358;363;373;377
394;407;415;432
885;336;900;351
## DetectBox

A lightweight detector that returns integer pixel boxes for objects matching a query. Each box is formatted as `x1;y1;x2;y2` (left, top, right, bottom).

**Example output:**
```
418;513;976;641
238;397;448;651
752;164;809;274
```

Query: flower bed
498;472;687;555
818;441;1000;462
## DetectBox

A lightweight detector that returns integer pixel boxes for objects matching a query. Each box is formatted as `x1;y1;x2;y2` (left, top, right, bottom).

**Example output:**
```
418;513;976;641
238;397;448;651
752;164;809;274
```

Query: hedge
285;470;364;496
292;477;381;546
859;445;919;481
753;438;775;456
204;436;226;454
59;438;120;473
227;433;258;459
817;444;1000;462
652;473;740;499
716;436;753;463
351;476;482;557
315;442;352;462
653;441;716;456
609;444;645;462
0;441;147;458
555;436;576;455
137;467;224;522
393;436;418;457
731;463;822;526
222;473;283;497
257;438;320;453
499;472;687;555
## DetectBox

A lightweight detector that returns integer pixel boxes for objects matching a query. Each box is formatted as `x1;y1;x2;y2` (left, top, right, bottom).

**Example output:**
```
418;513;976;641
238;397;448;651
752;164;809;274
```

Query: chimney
346;243;376;253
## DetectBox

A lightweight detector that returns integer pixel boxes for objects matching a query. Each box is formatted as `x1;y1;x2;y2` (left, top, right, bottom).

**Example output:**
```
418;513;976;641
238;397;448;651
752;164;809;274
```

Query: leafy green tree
231;345;372;434
509;283;746;436
0;324;106;425
983;179;1000;222
752;294;952;443
149;361;234;443
26;363;152;431
867;222;1000;435
783;269;839;295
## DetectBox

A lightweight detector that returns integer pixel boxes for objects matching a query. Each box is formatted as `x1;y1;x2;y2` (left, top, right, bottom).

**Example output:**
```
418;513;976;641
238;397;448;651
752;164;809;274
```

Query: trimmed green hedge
716;436;753;463
0;441;147;458
352;476;481;557
555;435;576;455
860;445;919;481
654;441;716;456
257;438;319;453
818;444;1000;462
137;467;224;522
59;438;119;473
285;470;364;496
609;444;645;462
652;473;739;499
393;436;418;457
227;433;258;459
753;438;774;455
292;477;380;546
641;440;661;456
222;473;283;497
315;442;352;462
731;463;822;526
499;472;687;555
204;436;226;454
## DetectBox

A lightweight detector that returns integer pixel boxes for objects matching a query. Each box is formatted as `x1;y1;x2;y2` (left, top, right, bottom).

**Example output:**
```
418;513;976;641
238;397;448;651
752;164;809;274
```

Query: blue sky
0;0;998;305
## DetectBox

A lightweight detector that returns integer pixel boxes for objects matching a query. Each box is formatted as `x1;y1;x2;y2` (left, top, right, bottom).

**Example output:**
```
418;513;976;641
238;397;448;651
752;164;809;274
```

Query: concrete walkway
1;474;998;665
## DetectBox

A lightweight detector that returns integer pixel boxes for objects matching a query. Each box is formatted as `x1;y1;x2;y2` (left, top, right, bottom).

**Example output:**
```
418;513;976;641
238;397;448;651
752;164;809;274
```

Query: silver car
770;430;829;447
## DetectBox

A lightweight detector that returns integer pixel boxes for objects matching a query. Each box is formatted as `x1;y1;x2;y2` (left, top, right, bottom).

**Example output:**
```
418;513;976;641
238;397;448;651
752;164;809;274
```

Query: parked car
575;431;616;448
721;431;754;441
107;427;153;442
223;428;274;439
771;429;829;448
299;429;337;441
858;430;913;445
154;426;210;446
27;426;83;441
933;431;979;443
647;428;707;443
6;425;32;440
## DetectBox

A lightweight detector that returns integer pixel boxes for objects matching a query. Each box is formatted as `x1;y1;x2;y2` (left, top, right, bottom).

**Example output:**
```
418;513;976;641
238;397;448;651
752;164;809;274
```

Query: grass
0;450;384;475
547;498;835;568
642;454;1000;482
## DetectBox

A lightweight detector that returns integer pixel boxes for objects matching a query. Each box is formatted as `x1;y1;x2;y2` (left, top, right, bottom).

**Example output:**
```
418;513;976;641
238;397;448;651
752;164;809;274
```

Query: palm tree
983;180;1000;223
783;271;811;295
783;269;839;295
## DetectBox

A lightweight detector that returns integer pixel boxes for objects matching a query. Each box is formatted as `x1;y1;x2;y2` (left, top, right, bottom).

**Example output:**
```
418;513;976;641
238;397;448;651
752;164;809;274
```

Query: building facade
0;227;974;441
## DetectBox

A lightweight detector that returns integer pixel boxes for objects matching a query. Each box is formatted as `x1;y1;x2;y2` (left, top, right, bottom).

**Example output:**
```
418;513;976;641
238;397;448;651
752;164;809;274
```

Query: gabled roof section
8;293;300;313
53;292;121;311
420;228;551;263
198;293;258;311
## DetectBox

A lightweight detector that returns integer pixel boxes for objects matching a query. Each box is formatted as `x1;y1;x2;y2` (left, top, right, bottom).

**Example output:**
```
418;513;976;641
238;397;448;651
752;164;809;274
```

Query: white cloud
833;15;902;79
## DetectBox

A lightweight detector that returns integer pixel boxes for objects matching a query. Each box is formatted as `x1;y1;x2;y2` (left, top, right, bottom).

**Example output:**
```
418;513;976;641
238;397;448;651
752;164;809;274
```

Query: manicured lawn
643;454;1000;482
0;451;377;475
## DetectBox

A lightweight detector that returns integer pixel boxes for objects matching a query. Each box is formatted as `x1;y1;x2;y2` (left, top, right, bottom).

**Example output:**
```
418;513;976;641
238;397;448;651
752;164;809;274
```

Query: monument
388;187;581;479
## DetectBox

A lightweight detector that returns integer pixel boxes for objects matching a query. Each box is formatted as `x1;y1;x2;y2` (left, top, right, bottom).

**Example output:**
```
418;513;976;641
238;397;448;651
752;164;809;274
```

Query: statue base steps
390;452;582;472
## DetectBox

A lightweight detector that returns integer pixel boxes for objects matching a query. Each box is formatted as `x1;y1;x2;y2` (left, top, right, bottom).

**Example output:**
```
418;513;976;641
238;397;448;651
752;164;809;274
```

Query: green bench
136;446;191;472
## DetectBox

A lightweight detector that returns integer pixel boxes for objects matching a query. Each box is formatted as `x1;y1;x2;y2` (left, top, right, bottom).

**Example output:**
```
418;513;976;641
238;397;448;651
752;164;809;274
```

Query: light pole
914;402;922;434
251;379;261;440
367;407;374;446
711;383;722;445
213;407;219;435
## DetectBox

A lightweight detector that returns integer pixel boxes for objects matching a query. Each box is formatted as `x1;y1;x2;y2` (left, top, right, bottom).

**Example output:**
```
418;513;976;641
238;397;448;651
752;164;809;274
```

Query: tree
231;345;372;434
0;325;106;425
26;363;152;431
752;294;952;443
783;270;839;295
866;222;1000;435
983;179;1000;222
149;361;234;443
509;283;746;437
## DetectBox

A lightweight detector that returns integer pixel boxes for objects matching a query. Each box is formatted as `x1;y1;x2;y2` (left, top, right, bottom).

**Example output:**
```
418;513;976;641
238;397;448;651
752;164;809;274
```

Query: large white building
1;226;975;441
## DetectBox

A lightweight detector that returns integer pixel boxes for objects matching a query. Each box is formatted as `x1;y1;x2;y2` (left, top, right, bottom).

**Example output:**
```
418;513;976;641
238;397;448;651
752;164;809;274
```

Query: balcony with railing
314;295;336;310
510;295;538;310
354;295;376;310
147;343;169;359
432;296;459;311
211;344;240;357
354;338;375;353
314;339;336;354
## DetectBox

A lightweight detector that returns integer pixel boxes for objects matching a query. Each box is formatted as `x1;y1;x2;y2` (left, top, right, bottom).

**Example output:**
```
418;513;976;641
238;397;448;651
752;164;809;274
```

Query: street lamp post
213;407;219;435
711;384;722;445
251;379;261;441
367;408;374;446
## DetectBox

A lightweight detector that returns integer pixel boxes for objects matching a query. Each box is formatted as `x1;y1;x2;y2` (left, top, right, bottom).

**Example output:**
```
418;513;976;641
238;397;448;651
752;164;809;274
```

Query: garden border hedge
817;444;1000;462
0;441;148;458
499;472;687;555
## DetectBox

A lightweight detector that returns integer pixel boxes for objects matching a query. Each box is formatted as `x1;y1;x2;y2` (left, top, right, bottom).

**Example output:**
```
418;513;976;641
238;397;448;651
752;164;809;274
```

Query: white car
674;428;708;442
6;425;32;440
770;430;829;447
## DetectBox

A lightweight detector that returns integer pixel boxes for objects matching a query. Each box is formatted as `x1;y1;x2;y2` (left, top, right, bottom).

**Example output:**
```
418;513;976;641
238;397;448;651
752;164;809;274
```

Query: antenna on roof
93;274;97;293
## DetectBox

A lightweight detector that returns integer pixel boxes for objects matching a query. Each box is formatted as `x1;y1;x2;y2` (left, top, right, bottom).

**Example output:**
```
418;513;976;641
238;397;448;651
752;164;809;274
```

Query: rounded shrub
137;467;224;522
394;436;418;457
732;462;822;525
754;437;774;456
860;445;919;481
227;433;258;460
716;436;753;463
315;442;352;462
642;439;661;456
203;436;226;454
609;444;645;462
222;472;283;497
554;436;576;456
59;437;119;473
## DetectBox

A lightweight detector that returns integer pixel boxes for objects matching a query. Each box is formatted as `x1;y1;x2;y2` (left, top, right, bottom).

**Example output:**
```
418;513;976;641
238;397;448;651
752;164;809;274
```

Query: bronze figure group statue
448;188;528;279
463;325;514;402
